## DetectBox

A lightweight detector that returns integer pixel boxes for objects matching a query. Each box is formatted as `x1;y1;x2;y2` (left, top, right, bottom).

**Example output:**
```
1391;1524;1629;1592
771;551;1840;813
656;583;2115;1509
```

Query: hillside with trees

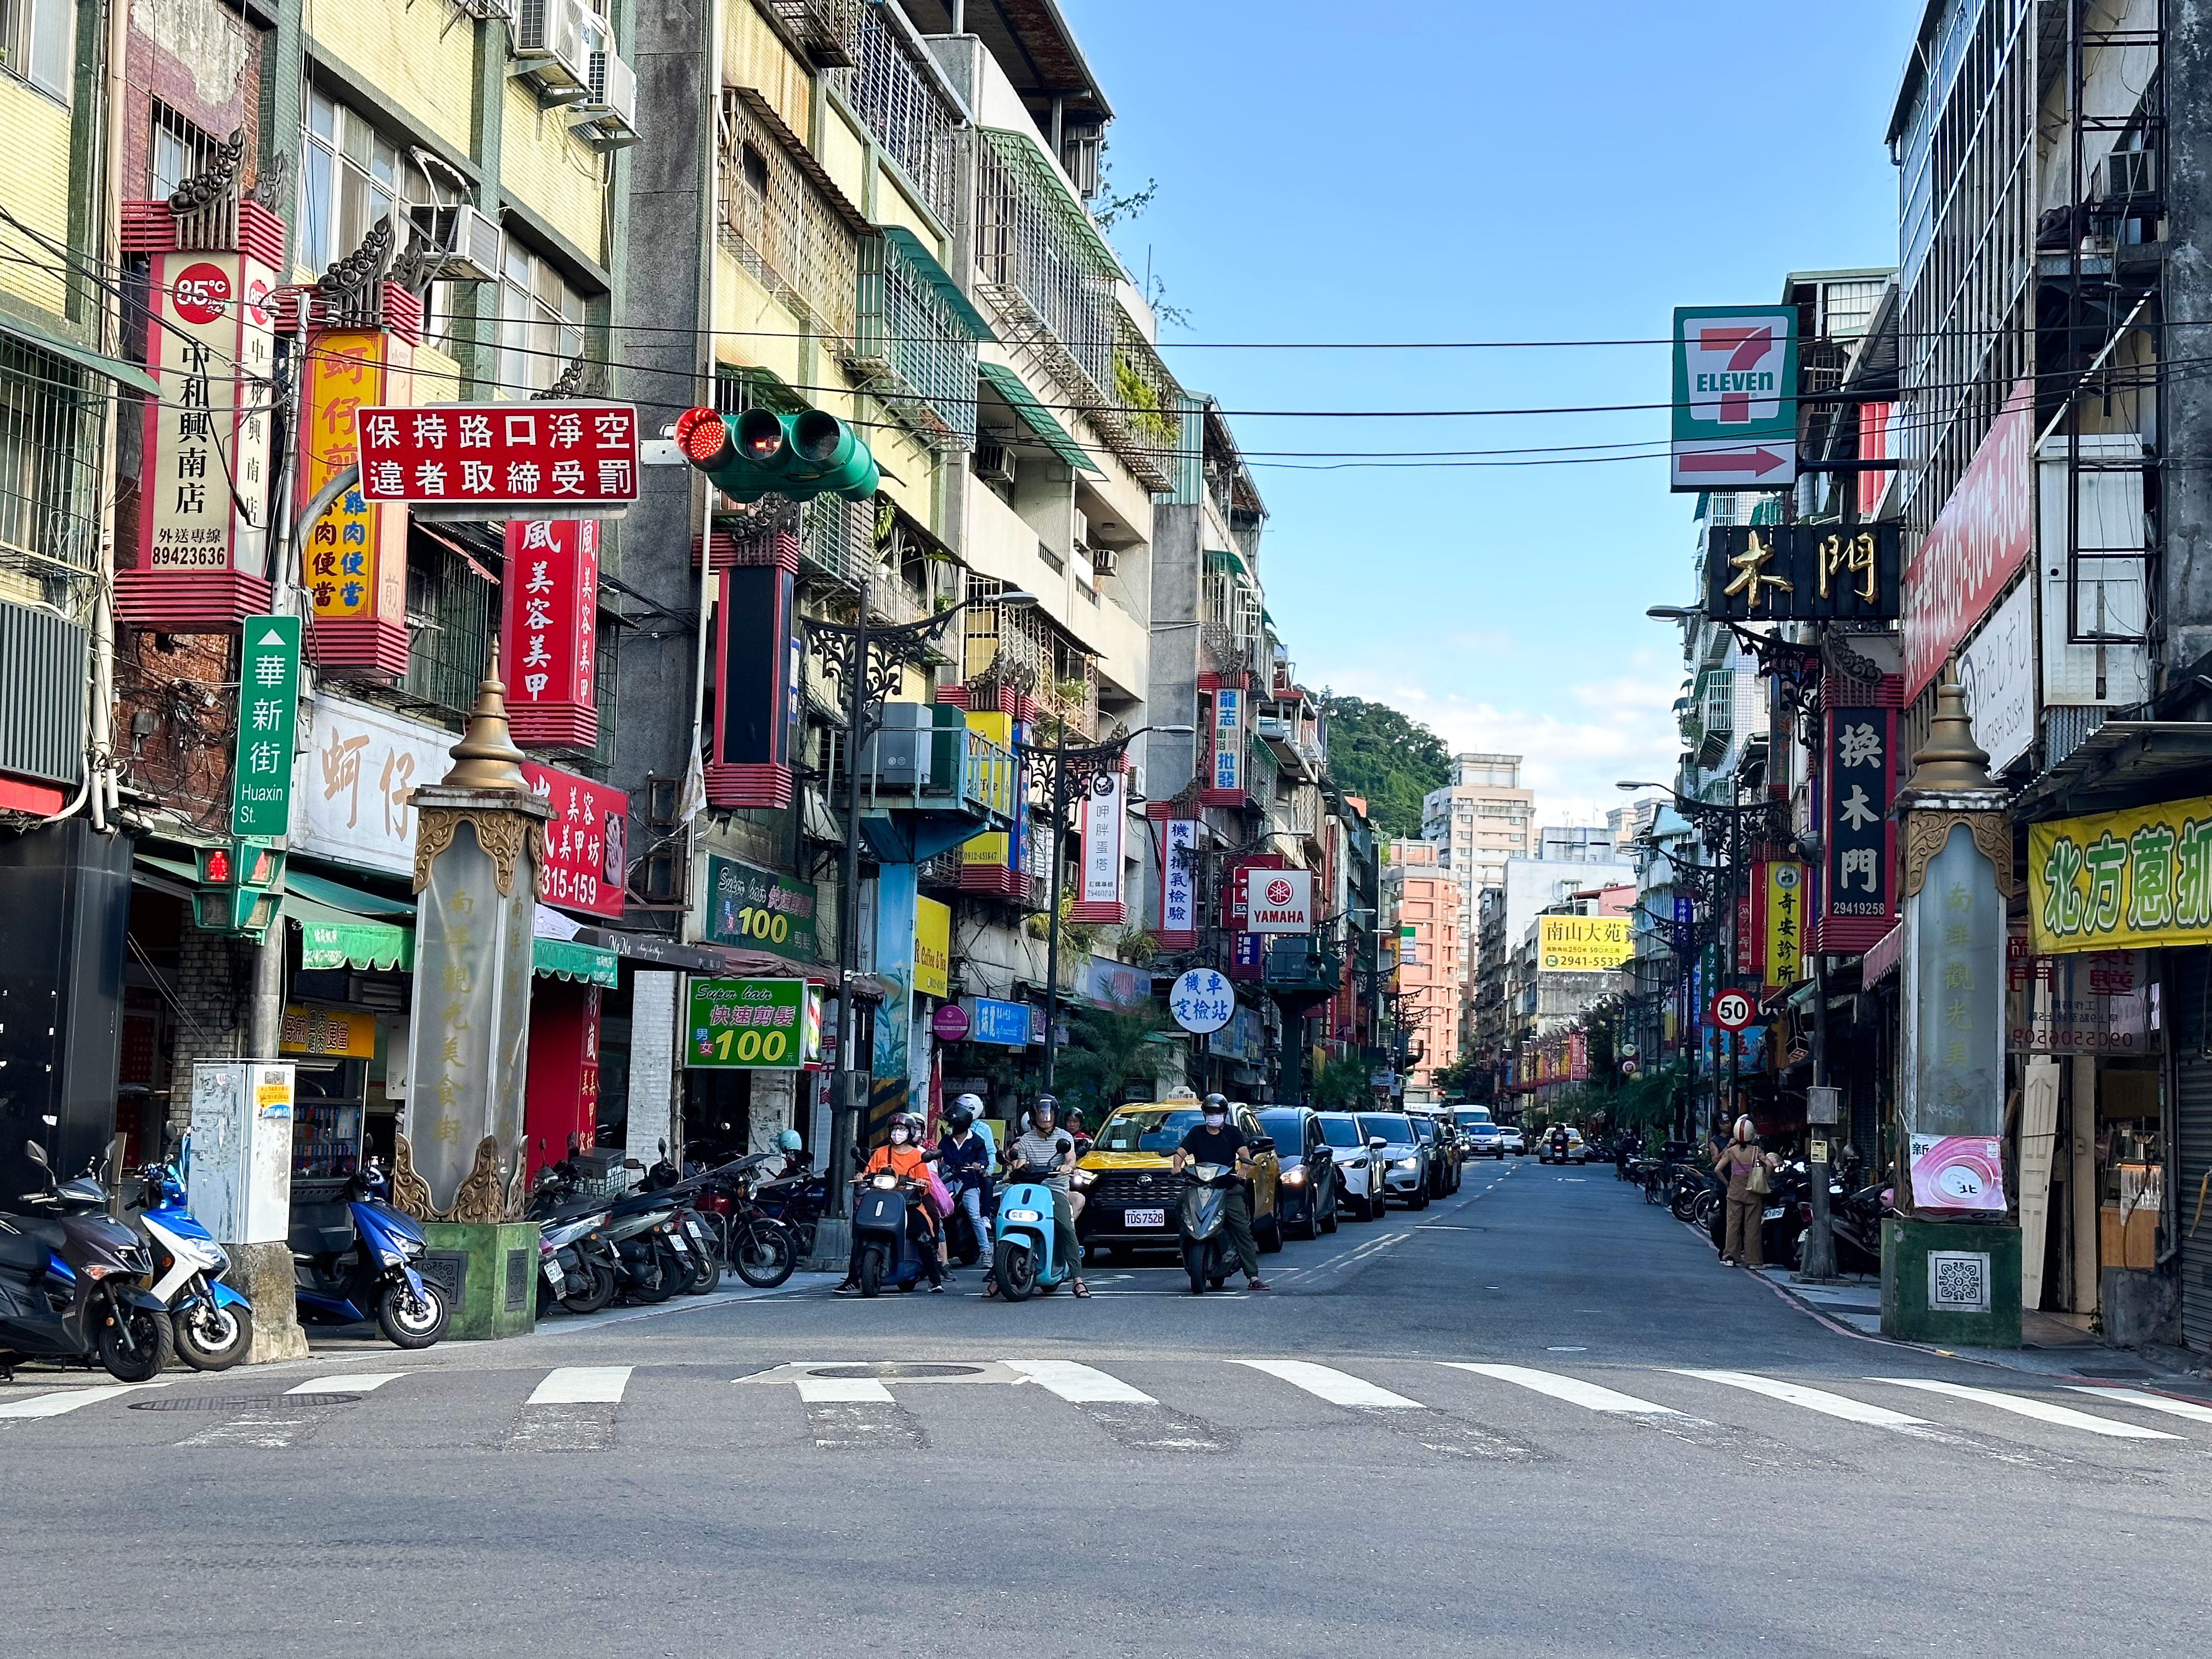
1317;693;1452;840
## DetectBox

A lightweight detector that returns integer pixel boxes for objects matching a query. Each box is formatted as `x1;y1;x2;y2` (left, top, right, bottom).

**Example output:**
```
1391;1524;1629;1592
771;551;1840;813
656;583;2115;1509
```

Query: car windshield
1456;1112;1492;1130
1357;1114;1413;1143
1259;1112;1304;1147
1318;1116;1360;1148
1095;1108;1204;1153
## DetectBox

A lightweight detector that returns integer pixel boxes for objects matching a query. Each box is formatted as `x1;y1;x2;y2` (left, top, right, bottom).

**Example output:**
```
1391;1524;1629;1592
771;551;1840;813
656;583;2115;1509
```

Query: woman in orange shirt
837;1113;945;1293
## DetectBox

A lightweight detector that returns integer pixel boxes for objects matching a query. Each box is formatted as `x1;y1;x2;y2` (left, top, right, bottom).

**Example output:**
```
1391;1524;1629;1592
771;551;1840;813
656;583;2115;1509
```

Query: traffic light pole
823;577;872;1241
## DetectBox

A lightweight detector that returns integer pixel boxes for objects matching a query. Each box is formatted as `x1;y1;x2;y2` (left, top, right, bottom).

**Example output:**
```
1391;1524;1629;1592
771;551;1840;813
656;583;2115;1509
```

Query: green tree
1314;692;1451;840
1054;1004;1173;1123
1311;1053;1374;1109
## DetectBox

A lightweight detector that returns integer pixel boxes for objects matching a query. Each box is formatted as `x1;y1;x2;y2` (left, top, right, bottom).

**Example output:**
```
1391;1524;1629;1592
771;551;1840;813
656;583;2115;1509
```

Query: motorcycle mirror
24;1139;49;1169
659;1138;668;1156
624;1159;645;1170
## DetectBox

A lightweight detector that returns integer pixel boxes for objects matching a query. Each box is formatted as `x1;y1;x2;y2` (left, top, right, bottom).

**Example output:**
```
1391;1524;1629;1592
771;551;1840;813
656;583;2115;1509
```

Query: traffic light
192;839;285;940
672;404;879;503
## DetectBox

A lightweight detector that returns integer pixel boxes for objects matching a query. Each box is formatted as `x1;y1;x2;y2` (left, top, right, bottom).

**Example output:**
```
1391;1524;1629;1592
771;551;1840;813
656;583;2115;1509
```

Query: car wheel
1320;1196;1339;1234
1409;1187;1430;1211
1256;1211;1284;1253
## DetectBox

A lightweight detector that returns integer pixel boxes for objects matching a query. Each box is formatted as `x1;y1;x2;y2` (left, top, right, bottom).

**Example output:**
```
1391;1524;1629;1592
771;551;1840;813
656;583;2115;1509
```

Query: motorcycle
598;1178;692;1304
852;1164;938;1297
130;1156;252;1369
290;1159;449;1348
751;1154;826;1260
1706;1160;1815;1271
0;1141;173;1382
692;1154;799;1289
1178;1161;1242;1295
989;1162;1072;1302
525;1153;622;1314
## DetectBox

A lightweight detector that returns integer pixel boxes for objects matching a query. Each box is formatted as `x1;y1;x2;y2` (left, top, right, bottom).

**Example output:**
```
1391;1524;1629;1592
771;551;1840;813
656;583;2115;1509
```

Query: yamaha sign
1243;867;1313;934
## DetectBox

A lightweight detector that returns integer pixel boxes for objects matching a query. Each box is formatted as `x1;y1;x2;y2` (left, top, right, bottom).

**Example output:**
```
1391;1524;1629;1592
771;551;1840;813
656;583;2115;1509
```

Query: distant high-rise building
1421;753;1535;966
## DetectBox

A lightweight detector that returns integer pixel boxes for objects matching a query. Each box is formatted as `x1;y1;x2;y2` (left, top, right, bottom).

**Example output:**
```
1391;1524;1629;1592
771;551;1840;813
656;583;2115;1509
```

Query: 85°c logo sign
1710;989;1756;1032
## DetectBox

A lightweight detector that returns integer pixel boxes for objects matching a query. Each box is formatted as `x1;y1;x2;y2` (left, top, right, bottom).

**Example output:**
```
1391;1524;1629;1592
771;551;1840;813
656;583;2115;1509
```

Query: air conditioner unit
1091;546;1119;578
2095;148;2157;202
1071;508;1088;550
405;203;502;282
511;0;590;97
571;36;640;147
974;441;1014;485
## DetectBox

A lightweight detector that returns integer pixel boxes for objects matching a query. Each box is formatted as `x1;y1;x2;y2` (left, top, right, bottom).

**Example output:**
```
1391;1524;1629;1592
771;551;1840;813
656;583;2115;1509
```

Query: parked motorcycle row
1615;1138;1888;1273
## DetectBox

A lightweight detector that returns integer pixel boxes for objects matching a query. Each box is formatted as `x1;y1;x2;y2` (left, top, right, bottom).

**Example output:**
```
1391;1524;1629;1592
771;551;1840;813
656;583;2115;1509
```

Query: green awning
882;227;996;341
0;313;162;396
533;935;619;986
978;362;1102;475
286;867;416;917
287;893;413;972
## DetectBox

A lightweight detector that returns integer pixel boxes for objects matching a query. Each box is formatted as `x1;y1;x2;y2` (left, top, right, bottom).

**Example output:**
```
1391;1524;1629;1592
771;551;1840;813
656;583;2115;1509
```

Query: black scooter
1178;1161;1240;1295
0;1141;173;1382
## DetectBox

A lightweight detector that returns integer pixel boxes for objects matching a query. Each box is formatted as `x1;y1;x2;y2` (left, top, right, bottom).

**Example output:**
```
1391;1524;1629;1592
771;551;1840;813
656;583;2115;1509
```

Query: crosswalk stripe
1442;1363;1680;1415
1233;1358;1421;1408
1672;1369;1931;1428
285;1372;409;1396
0;1382;166;1419
1005;1359;1155;1403
1872;1378;2184;1440
2062;1385;2212;1427
795;1376;894;1404
527;1366;632;1406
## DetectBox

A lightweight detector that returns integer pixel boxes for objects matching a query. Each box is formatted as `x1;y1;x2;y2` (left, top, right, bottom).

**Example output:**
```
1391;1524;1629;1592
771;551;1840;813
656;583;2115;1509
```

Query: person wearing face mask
1170;1093;1268;1293
833;1113;944;1295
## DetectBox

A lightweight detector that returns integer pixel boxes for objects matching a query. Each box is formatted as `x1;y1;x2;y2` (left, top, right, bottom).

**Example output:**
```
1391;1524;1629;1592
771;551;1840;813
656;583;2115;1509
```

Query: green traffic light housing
673;403;878;503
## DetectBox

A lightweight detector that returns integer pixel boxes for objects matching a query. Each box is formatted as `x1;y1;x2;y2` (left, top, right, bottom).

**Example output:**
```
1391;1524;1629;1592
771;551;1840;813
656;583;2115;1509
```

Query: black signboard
1820;702;1897;943
1704;523;1901;621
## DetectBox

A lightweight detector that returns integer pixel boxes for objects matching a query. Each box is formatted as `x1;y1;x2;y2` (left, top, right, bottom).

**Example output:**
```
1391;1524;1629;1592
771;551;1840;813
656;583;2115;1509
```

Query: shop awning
0;313;162;396
287;866;416;917
2007;720;2212;822
287;893;413;972
978;362;1102;475
532;935;619;986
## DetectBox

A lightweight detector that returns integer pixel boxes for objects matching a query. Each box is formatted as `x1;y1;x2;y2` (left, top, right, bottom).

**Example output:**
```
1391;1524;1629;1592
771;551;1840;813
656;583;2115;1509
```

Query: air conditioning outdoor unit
2095;148;2157;203
571;33;641;148
405;203;503;282
1091;546;1119;578
1071;508;1088;549
974;441;1014;485
511;0;590;97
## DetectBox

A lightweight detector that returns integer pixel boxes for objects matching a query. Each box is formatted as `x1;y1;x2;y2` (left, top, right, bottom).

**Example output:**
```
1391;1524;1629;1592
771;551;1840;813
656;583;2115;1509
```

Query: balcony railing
719;88;866;345
826;1;958;223
845;229;989;450
857;703;1017;827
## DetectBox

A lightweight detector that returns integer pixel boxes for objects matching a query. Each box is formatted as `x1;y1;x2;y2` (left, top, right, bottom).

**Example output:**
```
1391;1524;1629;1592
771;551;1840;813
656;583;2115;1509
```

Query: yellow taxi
1073;1095;1283;1260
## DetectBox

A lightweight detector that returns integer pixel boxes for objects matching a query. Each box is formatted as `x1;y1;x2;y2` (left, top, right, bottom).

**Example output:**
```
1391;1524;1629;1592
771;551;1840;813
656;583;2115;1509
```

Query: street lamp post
804;582;1034;1245
1017;722;1192;1093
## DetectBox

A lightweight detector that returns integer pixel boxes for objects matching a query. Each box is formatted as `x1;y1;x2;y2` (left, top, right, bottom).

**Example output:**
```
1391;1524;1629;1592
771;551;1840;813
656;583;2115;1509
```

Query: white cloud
1336;670;1683;827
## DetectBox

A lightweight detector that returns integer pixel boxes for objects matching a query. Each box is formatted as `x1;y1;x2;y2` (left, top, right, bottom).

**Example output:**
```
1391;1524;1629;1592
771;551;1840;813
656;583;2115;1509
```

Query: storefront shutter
2166;949;2212;1350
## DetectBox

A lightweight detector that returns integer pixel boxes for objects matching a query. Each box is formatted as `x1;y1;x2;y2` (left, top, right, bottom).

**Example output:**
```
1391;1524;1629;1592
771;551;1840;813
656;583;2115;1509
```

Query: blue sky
1066;0;1925;823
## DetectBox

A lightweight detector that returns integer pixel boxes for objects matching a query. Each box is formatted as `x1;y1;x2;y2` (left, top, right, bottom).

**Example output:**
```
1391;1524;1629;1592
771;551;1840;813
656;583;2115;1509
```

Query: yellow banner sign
280;1003;376;1058
2029;794;2212;955
1764;862;1805;988
913;895;951;999
1537;915;1631;972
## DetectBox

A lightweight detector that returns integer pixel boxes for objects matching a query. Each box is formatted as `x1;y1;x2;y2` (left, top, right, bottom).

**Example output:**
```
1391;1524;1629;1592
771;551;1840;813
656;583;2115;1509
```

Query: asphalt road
9;1157;2212;1658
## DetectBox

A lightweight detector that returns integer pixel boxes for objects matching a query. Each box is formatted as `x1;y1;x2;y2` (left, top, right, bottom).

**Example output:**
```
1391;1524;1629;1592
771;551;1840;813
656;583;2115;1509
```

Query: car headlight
1395;1157;1418;1171
1348;1158;1368;1170
1072;1169;1098;1189
1282;1166;1306;1186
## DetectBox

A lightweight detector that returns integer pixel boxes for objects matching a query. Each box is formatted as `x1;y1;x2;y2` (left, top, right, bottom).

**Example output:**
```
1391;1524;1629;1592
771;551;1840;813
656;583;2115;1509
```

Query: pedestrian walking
1713;1114;1777;1268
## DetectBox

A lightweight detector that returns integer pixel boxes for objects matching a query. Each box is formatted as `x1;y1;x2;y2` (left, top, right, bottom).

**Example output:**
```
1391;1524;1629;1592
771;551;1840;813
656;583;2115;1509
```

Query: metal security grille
0;599;86;784
719;90;864;345
400;533;492;720
828;2;956;223
2170;949;2212;1351
850;233;980;449
800;493;870;590
0;342;100;598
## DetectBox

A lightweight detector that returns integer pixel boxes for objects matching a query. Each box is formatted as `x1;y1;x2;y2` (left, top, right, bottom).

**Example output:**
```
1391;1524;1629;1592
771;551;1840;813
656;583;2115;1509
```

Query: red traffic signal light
674;406;729;465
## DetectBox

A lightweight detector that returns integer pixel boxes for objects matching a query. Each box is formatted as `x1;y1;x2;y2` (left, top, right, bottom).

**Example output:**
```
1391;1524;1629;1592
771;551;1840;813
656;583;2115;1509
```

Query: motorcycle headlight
872;1173;898;1189
1005;1208;1042;1224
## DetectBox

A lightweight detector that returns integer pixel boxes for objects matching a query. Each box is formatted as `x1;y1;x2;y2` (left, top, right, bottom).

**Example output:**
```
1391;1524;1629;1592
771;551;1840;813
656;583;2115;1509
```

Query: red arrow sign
1677;447;1792;477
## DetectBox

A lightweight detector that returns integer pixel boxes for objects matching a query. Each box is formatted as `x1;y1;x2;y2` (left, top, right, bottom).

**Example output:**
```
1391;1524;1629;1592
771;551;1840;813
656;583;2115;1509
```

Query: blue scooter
291;1159;449;1348
850;1161;938;1297
131;1152;253;1369
990;1161;1074;1302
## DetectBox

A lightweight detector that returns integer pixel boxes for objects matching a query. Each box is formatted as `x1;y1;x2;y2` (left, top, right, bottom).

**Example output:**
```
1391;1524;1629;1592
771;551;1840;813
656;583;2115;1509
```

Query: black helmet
1203;1093;1229;1114
1031;1093;1059;1120
947;1105;974;1133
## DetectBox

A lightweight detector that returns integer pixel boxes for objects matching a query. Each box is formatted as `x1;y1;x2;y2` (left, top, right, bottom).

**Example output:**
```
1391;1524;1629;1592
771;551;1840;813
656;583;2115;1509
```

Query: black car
1258;1108;1339;1240
1408;1112;1459;1197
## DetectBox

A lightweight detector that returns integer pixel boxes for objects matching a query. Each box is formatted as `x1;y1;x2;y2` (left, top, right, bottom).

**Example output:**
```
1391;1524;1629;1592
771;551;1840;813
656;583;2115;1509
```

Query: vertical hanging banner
1203;682;1246;803
300;330;411;679
128;248;279;625
1821;703;1898;948
1900;380;2034;699
1070;768;1127;923
230;616;300;838
1158;817;1199;946
1764;862;1805;988
960;709;1026;896
501;521;601;751
913;896;951;998
1735;882;1762;975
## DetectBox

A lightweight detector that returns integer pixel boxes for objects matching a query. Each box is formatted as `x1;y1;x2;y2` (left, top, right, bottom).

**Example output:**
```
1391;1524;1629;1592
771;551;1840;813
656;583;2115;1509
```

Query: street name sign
1671;306;1798;492
230;615;300;838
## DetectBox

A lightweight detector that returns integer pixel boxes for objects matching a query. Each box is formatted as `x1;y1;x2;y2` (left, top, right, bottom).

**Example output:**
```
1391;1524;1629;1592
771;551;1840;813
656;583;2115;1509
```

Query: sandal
984;1279;1000;1297
1072;1279;1091;1298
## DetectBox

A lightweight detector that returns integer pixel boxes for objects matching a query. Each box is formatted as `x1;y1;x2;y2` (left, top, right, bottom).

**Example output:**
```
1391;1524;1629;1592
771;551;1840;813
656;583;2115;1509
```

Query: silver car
1354;1111;1430;1210
1316;1111;1386;1221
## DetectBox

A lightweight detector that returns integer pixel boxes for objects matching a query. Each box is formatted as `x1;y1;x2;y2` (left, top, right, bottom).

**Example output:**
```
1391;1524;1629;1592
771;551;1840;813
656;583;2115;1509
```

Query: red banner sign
356;400;639;509
520;761;627;918
501;520;600;751
1901;380;2033;699
140;251;277;575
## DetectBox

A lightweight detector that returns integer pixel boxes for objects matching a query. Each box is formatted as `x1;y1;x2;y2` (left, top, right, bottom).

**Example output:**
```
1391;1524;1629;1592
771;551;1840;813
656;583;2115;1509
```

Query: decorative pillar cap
441;639;530;792
1902;672;1993;795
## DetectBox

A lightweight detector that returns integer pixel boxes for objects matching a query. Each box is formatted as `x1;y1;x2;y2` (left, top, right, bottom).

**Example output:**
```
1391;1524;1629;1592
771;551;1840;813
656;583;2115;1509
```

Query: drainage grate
804;1363;983;1380
129;1392;363;1412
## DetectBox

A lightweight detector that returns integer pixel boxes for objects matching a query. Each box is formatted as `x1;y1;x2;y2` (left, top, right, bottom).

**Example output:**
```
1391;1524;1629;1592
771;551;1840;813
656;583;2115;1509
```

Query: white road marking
527;1366;633;1406
1674;1369;1931;1428
2063;1385;2212;1427
1872;1378;2183;1440
1442;1362;1681;1415
285;1372;408;1396
0;1382;167;1419
1005;1359;1155;1403
795;1376;894;1404
1233;1358;1423;1409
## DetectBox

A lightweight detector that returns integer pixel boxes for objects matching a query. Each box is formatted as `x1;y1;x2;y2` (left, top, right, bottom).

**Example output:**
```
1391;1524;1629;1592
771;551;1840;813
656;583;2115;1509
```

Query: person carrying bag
1714;1116;1776;1267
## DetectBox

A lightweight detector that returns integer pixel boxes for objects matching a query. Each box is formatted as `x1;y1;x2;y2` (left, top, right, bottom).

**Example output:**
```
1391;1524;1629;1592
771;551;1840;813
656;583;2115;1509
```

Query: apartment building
1384;838;1460;1103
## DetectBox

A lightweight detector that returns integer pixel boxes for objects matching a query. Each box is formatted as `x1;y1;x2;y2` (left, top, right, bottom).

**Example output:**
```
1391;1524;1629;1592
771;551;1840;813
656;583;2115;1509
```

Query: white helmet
953;1092;985;1118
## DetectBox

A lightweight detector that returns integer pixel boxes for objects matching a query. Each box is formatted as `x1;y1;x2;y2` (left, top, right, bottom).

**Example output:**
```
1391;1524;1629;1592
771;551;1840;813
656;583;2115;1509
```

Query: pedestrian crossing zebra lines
2;1359;2208;1466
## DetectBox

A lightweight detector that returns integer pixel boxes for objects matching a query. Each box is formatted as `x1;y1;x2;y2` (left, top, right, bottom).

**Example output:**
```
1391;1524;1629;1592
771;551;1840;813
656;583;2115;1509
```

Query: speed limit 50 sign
1709;989;1757;1033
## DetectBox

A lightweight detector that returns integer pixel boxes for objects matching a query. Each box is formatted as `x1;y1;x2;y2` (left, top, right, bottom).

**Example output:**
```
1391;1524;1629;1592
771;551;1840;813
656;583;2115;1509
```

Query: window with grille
402;533;493;720
150;104;217;200
827;2;956;223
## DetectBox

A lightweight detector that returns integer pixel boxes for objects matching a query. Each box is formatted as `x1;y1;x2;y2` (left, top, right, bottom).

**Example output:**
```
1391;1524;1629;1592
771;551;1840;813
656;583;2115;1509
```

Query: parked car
1315;1111;1386;1220
1356;1111;1429;1210
1259;1108;1339;1240
1074;1098;1284;1259
1537;1126;1590;1165
1408;1110;1460;1196
1499;1126;1527;1156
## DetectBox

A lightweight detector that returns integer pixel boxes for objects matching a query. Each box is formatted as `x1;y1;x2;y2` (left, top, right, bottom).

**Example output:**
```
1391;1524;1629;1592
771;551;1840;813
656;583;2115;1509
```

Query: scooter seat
287;1208;357;1256
0;1224;50;1275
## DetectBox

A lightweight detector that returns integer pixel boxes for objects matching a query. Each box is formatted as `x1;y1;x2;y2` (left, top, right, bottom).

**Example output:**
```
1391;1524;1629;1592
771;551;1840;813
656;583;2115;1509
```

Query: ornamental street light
805;581;1035;1240
1015;721;1192;1093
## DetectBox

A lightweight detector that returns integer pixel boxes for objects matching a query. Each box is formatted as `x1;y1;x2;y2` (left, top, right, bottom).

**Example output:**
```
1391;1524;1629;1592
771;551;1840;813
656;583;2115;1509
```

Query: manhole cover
805;1363;982;1380
129;1392;362;1412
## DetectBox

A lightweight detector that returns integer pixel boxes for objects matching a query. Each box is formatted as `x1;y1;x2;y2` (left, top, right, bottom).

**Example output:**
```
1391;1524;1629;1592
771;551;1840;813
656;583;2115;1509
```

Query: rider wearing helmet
1170;1093;1268;1293
835;1111;944;1294
951;1092;996;1168
996;1094;1088;1299
938;1101;995;1264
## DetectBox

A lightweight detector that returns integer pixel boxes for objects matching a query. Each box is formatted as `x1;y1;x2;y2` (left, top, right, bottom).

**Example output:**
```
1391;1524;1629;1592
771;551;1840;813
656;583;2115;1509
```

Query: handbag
1746;1160;1772;1197
924;1166;955;1218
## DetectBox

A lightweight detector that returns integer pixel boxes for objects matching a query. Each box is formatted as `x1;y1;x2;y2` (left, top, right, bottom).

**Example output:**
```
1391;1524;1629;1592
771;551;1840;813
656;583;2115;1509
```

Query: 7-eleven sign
1671;304;1798;492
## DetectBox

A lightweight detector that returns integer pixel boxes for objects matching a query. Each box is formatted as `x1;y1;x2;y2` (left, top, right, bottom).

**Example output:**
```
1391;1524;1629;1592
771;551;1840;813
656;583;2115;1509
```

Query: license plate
667;1234;689;1254
541;1261;563;1288
1125;1208;1166;1228
1763;1207;1785;1222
